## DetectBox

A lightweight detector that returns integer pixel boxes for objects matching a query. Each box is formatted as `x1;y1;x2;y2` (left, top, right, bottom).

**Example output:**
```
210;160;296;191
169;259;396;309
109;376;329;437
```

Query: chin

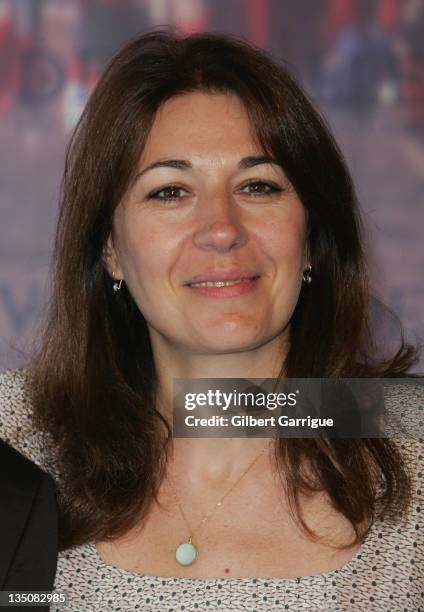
192;330;270;355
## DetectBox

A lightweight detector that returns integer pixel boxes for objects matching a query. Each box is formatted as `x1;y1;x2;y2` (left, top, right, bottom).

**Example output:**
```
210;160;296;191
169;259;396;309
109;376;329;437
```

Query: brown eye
148;185;188;202
240;181;282;197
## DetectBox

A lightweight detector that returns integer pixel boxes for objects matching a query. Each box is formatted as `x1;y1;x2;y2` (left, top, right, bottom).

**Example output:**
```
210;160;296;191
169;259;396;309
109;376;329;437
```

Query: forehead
139;92;261;166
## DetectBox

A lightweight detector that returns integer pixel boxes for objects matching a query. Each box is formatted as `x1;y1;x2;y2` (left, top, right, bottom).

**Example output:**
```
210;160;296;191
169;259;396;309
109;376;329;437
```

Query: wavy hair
30;30;419;550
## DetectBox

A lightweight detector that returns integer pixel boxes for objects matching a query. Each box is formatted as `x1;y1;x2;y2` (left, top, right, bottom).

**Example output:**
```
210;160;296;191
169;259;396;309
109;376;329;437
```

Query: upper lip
186;268;260;285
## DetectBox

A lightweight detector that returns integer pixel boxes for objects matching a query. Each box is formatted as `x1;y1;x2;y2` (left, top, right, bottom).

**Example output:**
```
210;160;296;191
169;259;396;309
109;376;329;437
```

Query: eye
238;181;283;198
147;185;189;202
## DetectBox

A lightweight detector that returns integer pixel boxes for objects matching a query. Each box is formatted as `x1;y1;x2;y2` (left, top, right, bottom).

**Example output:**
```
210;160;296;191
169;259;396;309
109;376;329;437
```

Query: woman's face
106;92;309;356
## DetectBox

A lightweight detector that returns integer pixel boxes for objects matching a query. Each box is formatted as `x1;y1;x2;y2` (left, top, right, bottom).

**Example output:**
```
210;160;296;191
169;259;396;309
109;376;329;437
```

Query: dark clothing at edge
0;439;58;611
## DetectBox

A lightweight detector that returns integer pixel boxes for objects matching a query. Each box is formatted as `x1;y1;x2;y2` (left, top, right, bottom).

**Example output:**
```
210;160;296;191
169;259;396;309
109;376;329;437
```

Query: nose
192;190;248;253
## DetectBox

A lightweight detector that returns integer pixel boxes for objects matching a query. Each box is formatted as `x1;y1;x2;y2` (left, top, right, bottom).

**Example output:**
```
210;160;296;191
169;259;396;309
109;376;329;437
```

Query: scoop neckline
87;515;378;584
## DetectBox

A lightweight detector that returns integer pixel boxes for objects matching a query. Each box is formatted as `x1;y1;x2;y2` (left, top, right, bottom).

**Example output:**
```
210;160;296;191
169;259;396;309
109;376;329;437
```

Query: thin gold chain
170;443;270;540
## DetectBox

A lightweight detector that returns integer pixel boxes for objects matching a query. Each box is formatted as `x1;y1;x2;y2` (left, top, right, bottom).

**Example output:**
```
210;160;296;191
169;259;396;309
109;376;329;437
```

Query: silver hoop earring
113;279;123;292
302;265;312;284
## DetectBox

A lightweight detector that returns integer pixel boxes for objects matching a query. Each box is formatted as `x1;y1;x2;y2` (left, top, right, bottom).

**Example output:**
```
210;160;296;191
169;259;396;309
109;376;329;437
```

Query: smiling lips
186;269;260;298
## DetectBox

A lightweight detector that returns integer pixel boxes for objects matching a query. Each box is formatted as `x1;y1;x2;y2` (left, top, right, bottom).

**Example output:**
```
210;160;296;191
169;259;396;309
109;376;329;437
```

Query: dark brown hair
30;30;419;550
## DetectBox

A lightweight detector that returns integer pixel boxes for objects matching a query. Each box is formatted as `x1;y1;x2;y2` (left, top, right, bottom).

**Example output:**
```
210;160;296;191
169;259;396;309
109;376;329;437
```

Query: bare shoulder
0;368;57;476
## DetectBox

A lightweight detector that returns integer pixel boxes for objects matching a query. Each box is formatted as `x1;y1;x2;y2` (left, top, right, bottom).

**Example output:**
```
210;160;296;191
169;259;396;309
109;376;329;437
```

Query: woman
0;31;422;611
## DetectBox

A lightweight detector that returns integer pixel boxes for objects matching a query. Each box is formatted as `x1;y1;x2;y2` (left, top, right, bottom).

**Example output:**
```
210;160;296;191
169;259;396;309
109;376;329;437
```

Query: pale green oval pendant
175;541;198;566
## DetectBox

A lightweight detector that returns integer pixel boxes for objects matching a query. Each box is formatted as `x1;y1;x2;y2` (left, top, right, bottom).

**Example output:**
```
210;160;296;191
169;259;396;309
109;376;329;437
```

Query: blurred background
0;0;423;371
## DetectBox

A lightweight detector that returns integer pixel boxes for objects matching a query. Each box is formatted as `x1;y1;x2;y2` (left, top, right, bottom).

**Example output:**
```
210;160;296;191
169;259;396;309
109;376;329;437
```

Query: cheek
116;219;181;299
256;209;307;268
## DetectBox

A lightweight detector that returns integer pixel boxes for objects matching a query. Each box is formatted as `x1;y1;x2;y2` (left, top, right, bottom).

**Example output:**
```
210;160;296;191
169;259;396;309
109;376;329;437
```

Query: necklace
170;444;270;566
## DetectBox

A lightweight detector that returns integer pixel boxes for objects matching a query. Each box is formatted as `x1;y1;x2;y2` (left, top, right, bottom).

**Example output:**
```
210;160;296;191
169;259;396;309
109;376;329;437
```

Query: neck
167;438;275;490
150;331;286;485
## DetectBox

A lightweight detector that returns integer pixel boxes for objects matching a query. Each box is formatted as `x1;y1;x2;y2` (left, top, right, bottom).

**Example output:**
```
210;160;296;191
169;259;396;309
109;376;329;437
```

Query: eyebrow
132;155;279;183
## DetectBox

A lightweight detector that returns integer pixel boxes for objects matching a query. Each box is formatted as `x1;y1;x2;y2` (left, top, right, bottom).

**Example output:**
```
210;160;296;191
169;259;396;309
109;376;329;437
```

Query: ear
102;234;124;280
